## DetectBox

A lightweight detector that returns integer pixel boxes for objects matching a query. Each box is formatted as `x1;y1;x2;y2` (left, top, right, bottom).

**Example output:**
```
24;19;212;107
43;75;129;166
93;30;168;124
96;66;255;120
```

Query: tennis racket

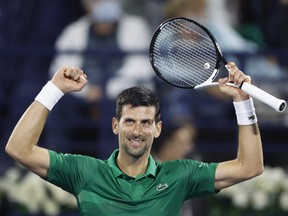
149;17;286;113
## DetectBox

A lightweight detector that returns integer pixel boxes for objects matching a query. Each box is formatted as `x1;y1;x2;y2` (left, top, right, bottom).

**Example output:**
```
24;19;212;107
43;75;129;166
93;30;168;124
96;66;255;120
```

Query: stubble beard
123;141;150;160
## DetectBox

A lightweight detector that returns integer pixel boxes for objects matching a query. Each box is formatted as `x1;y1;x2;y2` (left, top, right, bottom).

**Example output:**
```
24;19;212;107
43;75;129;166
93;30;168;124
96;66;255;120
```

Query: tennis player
5;63;263;215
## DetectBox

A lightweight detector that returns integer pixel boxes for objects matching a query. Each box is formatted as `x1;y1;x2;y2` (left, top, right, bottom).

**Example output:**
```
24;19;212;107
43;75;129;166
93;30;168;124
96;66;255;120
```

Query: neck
117;152;149;178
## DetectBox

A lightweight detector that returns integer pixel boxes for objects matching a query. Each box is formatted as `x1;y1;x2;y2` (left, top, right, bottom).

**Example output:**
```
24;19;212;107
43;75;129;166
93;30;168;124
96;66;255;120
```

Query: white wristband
233;98;257;125
35;81;64;111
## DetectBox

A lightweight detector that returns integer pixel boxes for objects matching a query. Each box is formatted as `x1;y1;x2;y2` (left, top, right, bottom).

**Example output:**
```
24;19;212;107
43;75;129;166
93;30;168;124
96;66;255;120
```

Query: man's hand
218;62;251;102
51;66;88;93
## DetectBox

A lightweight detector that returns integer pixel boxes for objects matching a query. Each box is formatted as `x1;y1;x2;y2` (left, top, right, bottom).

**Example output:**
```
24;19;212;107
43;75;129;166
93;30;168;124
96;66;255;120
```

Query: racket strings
154;30;206;85
170;21;218;65
165;33;213;82
154;37;206;86
153;44;200;86
152;20;218;87
164;21;216;81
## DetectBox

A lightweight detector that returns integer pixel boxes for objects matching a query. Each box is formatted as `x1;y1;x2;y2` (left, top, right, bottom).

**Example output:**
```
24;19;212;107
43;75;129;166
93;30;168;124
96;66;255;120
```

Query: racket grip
240;82;286;112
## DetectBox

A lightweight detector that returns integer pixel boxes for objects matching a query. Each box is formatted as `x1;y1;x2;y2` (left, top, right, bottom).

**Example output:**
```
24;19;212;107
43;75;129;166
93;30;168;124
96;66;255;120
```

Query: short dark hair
115;86;161;122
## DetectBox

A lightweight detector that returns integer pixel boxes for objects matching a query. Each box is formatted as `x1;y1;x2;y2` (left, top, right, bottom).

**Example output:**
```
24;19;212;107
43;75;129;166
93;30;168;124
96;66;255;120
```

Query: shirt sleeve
179;160;219;199
46;150;97;195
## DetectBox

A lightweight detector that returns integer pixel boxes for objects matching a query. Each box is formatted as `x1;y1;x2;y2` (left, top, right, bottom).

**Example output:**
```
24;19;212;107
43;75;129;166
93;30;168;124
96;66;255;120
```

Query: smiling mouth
128;138;143;147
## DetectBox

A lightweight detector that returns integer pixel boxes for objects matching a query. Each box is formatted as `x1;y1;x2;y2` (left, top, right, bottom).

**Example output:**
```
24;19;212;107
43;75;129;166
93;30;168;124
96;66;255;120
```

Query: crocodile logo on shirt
199;162;209;168
156;183;169;191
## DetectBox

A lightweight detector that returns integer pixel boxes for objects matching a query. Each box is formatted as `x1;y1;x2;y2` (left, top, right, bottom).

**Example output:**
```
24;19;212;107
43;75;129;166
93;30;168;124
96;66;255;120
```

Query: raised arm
5;67;87;178
214;62;264;190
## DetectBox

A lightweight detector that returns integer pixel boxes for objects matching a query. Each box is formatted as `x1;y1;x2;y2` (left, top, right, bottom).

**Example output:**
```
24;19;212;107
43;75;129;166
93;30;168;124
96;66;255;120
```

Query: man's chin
125;146;146;159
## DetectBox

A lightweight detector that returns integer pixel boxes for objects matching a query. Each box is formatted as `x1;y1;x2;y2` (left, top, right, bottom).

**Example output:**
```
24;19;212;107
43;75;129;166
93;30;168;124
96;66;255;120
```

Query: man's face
112;105;162;159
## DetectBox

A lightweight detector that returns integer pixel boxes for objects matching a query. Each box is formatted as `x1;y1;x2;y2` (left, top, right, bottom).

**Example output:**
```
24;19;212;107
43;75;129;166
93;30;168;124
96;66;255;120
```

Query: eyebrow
124;117;154;122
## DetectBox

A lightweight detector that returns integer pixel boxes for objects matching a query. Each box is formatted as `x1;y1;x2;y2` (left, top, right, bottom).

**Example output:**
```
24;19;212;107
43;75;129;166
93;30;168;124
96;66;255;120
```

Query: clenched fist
51;66;88;93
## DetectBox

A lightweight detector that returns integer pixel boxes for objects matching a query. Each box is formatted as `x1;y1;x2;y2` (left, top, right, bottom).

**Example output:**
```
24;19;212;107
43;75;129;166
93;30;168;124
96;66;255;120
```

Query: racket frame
149;17;224;89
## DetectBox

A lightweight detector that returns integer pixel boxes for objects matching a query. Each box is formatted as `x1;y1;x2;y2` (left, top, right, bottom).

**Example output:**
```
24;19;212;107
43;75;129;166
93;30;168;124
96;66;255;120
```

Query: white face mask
90;0;122;23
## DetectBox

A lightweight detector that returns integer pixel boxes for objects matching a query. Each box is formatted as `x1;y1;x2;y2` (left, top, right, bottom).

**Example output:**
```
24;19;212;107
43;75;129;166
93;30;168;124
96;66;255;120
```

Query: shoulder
49;150;104;170
60;16;90;34
54;16;90;48
158;159;218;174
119;14;150;36
160;159;202;167
120;14;148;26
117;14;151;50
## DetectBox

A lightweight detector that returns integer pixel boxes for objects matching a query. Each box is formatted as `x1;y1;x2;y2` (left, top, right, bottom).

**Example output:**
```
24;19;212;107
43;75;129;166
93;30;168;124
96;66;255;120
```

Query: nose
132;123;143;135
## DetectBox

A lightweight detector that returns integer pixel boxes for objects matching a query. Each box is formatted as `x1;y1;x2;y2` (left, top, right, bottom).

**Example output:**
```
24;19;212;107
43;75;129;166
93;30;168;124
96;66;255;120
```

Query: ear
154;121;162;138
112;117;119;135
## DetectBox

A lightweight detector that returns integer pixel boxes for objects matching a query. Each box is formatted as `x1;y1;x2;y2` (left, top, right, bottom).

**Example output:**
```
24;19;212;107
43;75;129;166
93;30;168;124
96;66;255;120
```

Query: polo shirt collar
107;149;157;178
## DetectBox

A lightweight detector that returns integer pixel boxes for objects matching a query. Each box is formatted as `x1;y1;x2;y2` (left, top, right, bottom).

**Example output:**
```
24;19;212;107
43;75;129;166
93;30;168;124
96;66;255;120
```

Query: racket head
149;17;225;89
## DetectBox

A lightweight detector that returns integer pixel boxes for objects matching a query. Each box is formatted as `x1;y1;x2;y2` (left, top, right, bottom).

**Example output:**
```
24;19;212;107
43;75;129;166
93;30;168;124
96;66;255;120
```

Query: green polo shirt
47;149;218;216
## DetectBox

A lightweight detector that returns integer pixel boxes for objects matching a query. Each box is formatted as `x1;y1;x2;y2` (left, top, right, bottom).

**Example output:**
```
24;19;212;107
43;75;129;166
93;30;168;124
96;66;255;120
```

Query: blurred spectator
163;0;258;53
122;0;173;30
49;0;154;101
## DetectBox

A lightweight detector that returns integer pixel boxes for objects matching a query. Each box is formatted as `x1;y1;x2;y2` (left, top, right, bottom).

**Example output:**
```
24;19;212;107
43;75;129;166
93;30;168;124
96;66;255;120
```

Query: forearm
234;98;264;177
236;124;264;178
5;101;49;161
215;98;264;190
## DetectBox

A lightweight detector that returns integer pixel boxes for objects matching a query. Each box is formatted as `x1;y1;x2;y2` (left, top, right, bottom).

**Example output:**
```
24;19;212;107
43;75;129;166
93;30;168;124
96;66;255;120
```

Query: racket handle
240;82;286;112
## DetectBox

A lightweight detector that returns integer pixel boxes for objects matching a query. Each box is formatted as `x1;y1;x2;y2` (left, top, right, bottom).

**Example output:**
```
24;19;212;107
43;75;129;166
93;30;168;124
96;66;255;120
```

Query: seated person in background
163;0;258;53
49;0;155;102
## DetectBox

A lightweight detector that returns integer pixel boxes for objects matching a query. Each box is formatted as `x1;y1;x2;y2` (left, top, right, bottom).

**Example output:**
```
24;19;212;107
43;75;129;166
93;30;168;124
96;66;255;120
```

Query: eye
142;120;153;127
125;119;134;126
